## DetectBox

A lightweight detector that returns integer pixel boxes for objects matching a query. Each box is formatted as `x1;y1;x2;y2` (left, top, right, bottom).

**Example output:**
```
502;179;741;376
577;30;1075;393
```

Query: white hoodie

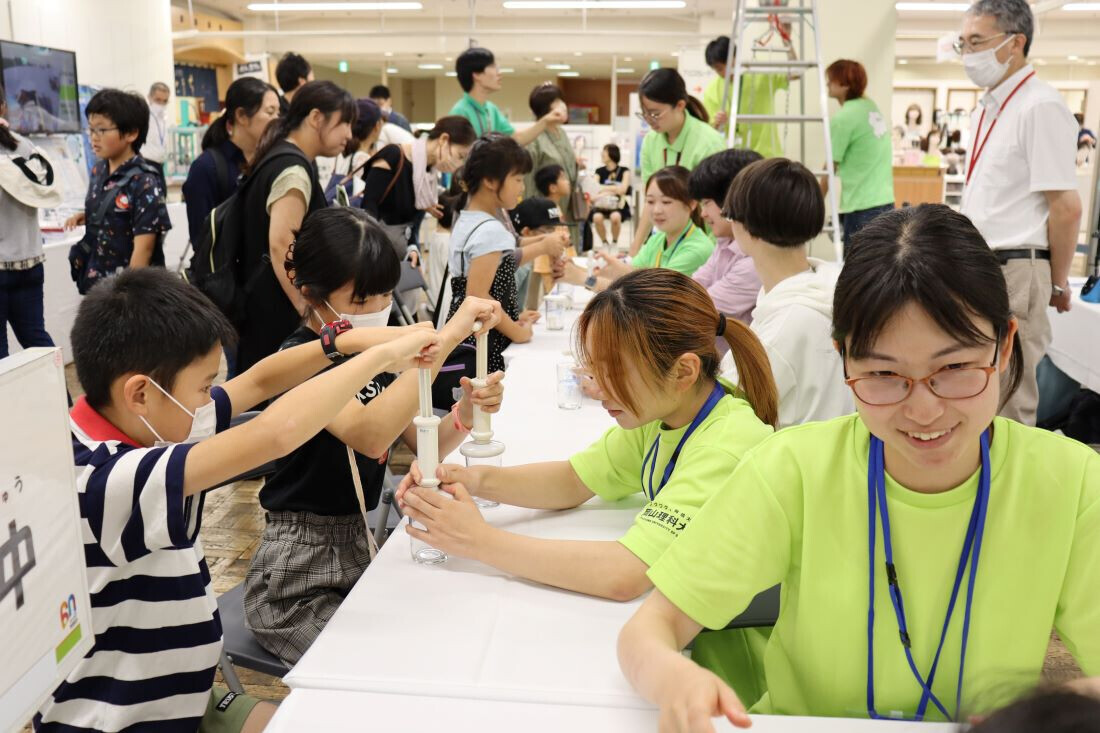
721;257;854;428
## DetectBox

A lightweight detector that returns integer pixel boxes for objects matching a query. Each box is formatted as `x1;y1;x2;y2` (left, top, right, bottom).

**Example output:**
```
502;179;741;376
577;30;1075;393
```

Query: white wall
3;0;174;94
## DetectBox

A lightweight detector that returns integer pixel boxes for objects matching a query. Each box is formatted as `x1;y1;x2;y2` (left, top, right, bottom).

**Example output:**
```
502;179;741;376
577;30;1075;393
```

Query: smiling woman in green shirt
632;69;726;257
618;205;1100;729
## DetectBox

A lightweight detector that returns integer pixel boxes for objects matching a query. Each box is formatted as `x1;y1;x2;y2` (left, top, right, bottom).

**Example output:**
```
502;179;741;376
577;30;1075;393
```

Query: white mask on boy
138;378;217;447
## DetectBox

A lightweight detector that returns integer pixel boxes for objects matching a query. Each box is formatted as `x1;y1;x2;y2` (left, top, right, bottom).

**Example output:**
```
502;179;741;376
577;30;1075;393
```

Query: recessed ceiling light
387;67;399;73
616;67;635;73
500;67;515;73
574;51;583;56
546;63;571;69
898;59;909;64
418;63;443;69
894;2;969;10
558;71;580;77
384;51;394;57
534;57;543;62
248;2;423;10
504;0;684;7
445;71;457;76
1068;55;1080;60
671;51;680;57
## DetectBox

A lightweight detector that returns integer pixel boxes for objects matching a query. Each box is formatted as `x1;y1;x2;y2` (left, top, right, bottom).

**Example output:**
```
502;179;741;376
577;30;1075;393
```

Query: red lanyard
965;71;1035;186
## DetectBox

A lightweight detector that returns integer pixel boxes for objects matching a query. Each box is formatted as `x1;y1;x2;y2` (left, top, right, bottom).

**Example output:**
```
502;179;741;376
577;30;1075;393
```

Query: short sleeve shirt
568;381;772;566
450;94;516;137
631;223;714;275
448;210;515;276
640;113;726;185
829;96;895;213
702;74;789;159
648;415;1100;718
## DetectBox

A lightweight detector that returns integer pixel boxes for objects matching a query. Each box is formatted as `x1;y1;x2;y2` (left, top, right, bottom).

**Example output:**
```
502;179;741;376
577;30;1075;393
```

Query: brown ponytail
576;268;778;428
685;95;710;124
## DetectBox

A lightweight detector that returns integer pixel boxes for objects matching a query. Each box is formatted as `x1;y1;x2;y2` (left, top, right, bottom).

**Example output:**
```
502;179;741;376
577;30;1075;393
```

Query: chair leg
220;648;245;694
373;488;393;549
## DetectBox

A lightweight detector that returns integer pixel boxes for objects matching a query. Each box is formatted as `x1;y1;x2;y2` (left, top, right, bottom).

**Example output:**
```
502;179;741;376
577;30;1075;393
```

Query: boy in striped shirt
33;268;475;732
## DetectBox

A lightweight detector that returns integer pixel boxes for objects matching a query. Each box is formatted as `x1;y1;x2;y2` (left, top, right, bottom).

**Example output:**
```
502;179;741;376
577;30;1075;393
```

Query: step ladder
721;0;842;261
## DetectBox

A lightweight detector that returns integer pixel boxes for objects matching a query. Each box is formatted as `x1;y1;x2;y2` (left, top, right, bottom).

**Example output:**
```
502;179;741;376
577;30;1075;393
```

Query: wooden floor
59;363;1082;711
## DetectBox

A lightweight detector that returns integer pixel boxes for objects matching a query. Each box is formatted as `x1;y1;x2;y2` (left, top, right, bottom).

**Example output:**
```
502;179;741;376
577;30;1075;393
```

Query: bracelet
452;402;471;434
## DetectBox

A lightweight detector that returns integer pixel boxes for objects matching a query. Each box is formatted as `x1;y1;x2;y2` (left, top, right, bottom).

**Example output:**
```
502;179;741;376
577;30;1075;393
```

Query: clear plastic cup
544;294;568;331
409;485;449;565
464;447;502;508
557;362;583;410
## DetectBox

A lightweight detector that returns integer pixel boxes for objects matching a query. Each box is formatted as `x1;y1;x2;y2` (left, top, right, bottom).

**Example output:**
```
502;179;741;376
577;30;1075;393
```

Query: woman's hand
457;370;505;425
656;667;750;733
64;211;86;230
595;253;632;281
396;461;484;505
407;248;421;268
403;480;492;560
426;203;444;219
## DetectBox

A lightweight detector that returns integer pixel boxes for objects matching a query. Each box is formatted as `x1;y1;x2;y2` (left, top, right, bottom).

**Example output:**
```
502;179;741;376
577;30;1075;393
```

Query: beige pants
999;257;1052;426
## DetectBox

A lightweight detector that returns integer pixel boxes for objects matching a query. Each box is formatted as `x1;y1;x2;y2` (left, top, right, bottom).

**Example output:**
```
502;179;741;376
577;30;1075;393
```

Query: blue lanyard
865;429;991;721
640;383;725;501
655;223;696;269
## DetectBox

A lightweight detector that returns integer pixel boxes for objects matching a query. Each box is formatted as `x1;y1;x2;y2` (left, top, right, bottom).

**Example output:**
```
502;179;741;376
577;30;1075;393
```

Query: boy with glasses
65;89;170;294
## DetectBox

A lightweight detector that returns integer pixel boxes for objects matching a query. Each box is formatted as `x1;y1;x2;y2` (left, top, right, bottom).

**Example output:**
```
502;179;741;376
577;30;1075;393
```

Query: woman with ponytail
181;77;279;245
235;80;355;375
396;267;777;603
630;68;726;258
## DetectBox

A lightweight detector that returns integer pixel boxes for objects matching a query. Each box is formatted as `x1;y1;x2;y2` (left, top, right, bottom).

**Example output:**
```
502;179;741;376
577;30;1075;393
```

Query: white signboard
677;44;713;103
0;348;93;733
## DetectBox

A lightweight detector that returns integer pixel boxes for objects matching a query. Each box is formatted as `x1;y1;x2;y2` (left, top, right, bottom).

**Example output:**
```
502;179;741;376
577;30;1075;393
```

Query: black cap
510;197;564;232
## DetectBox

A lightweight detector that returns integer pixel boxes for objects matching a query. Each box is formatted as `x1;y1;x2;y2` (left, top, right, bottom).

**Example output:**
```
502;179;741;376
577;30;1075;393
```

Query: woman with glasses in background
630;68;725;257
618;204;1100;731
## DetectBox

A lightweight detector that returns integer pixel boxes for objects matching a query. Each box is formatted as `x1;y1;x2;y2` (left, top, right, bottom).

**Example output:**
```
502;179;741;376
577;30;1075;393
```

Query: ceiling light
624;57;632;61
500;67;515;73
1090;61;1099;66
558;71;580;77
384;51;394;57
1065;3;1100;9
616;67;635;73
894;2;970;10
418;63;443;69
534;57;543;62
671;51;680;57
445;71;457;76
898;58;909;64
248;2;423;10
445;56;453;61
387;67;399;73
574;52;584;56
546;63;571;69
504;0;685;8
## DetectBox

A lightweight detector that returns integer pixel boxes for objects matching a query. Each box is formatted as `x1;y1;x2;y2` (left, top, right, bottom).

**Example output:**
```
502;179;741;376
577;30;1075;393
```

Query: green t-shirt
703;74;789;160
631;223;714;276
569;380;772;567
649;415;1100;718
450;93;515;137
640;114;726;185
829;96;895;213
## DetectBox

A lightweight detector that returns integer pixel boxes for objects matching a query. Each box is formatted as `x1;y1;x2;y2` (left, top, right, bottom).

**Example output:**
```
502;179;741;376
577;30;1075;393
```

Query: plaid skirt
243;510;371;666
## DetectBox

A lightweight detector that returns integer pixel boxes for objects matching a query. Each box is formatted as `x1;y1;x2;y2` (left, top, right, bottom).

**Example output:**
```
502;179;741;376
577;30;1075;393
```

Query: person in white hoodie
720;157;853;427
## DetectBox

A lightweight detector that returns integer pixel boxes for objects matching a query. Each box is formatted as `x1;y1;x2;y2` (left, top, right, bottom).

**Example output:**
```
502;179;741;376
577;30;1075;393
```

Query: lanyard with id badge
640;383;725;500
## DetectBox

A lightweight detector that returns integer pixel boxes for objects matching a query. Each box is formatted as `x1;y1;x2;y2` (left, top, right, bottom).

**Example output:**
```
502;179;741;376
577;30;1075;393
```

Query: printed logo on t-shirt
638;501;690;536
215;691;238;712
356;378;388;403
869;111;887;138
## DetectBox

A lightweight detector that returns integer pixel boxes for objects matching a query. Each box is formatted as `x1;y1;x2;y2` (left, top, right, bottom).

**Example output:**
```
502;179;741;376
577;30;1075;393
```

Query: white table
1047;276;1100;393
267;689;958;733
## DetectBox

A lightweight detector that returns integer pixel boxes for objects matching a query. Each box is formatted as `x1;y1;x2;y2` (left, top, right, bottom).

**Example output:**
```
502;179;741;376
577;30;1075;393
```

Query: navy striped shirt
34;388;232;732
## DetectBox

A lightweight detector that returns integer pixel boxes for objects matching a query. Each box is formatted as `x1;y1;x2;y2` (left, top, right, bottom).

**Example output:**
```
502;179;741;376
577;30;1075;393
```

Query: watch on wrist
584;275;598;290
320;319;353;362
1052;283;1068;297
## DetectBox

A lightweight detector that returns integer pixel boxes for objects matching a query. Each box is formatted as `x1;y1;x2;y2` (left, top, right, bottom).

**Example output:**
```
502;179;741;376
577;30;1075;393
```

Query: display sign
0;348;92;733
234;55;271;83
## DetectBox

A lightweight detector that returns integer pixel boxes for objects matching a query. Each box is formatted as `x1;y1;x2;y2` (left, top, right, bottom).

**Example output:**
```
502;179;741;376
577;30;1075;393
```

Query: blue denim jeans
0;264;55;358
840;204;894;259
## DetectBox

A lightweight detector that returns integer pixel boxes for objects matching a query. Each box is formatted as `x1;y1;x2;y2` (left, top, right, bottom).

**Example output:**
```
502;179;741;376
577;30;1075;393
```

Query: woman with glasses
618;204;1100;730
630;68;725;257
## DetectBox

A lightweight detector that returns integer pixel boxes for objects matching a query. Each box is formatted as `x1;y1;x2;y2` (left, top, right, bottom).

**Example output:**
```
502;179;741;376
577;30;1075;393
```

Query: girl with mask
617;205;1100;729
244;206;504;665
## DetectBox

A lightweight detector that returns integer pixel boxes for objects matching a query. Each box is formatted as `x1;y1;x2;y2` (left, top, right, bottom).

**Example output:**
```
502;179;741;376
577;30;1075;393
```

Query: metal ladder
722;0;842;261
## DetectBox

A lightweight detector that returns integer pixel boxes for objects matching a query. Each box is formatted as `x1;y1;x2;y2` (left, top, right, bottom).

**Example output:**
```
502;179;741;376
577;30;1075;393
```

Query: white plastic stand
459;326;504;508
410;367;448;565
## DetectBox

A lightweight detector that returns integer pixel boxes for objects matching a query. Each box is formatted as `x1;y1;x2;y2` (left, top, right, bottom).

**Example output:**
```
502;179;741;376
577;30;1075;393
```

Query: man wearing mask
140;82;171;193
958;0;1081;426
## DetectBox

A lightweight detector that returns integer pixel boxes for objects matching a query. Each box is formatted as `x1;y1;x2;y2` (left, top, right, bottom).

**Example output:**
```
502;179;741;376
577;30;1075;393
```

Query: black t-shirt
596;165;631;192
259;327;396;515
360;144;417;226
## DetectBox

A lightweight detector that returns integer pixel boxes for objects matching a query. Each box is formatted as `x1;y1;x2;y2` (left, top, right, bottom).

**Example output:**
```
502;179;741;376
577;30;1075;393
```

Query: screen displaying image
1;40;80;135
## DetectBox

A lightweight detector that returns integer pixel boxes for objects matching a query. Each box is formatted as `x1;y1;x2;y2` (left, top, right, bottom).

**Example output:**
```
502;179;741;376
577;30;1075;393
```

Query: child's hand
512;320;535;344
457;370;505;422
518;309;541;326
379;329;442;371
396;461;480;506
64;212;86;230
403;480;490;560
541;233;567;261
452;296;501;337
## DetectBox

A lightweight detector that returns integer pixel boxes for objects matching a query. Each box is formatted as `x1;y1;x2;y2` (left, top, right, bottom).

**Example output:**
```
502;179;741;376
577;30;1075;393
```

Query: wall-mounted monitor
1;40;80;135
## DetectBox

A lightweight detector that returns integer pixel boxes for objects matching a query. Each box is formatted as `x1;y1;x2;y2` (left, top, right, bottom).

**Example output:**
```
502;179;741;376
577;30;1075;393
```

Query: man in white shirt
140;82;170;190
958;0;1082;426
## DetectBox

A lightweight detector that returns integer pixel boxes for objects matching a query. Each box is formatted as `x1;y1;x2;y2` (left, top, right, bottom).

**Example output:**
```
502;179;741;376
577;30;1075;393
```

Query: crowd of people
0;0;1096;731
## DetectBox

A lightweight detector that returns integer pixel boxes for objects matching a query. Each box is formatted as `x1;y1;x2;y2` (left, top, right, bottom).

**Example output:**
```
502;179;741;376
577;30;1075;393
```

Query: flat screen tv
1;40;80;135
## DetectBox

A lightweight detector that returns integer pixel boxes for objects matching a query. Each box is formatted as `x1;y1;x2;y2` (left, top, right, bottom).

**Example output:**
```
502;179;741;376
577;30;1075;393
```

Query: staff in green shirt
396;268;777;603
702;35;798;160
632;69;726;256
825;59;895;258
618;205;1100;725
450;47;566;147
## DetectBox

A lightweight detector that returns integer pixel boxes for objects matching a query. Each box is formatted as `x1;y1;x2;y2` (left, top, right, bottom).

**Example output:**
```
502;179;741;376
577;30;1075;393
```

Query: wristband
452;402;471;434
320;319;353;362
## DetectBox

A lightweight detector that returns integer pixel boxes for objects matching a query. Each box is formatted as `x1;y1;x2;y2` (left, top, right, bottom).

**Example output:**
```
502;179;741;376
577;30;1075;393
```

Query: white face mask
139;378;217;447
963;36;1014;89
150;102;168;119
326;300;393;329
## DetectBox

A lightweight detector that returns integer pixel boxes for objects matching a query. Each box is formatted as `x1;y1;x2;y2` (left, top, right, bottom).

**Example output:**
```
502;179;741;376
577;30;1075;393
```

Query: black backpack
184;147;309;326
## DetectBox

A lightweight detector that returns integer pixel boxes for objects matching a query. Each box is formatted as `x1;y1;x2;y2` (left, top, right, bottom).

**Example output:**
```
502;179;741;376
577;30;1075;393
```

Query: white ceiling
182;0;1100;78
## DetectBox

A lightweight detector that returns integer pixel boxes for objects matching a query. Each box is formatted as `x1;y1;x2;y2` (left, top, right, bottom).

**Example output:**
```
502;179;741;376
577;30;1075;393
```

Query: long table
1047;277;1100;393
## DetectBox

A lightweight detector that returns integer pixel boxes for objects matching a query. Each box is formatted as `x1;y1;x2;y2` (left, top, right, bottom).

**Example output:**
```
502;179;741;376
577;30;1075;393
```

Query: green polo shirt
631;223;714;276
450;93;515;137
703;74;788;160
640;113;726;185
829;96;895;213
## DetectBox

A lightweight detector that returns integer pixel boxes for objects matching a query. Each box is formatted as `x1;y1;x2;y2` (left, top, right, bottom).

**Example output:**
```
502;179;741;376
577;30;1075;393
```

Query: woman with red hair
825;59;895;257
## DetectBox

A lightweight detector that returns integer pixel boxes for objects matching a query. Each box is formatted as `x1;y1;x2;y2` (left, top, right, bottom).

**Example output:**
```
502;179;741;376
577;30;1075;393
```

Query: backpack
184;146;309;326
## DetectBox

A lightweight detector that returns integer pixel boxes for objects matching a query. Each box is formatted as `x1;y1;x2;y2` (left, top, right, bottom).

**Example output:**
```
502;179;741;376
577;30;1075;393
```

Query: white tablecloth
267;689;958;733
1047;277;1100;393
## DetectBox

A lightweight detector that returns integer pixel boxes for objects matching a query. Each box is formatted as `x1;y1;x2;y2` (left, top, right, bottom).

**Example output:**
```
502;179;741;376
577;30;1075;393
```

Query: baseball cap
510;197;564;231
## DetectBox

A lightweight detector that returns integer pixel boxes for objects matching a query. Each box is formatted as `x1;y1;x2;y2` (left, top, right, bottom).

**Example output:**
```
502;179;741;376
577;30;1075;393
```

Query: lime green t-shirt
649;415;1100;719
703;74;789;160
630;223;714;276
450;93;515;137
569;380;772;567
829;96;895;214
640;114;726;186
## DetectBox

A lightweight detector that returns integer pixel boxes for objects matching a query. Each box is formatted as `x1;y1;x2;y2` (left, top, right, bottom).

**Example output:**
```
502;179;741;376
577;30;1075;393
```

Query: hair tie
716;313;727;337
